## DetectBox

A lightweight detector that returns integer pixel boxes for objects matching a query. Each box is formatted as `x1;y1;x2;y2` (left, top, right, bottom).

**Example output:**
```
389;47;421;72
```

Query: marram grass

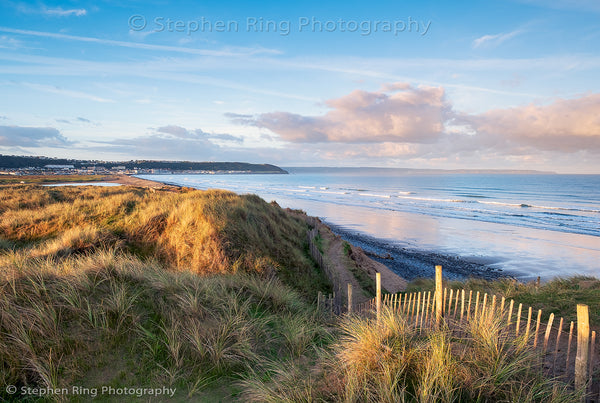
0;184;590;401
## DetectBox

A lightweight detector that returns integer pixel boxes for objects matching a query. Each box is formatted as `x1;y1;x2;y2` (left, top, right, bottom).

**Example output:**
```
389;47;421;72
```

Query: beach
136;170;600;282
326;222;508;281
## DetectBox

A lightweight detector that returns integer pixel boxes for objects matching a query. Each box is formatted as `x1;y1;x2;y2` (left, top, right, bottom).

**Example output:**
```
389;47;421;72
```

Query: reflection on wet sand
270;195;600;281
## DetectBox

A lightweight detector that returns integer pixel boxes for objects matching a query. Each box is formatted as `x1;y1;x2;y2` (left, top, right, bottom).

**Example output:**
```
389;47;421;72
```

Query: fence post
347;283;353;314
460;289;465;322
543;313;554;353
516;303;523;336
376;272;381;323
435;265;443;326
507;299;514;326
553;317;564;373
575;304;590;394
567;321;575;376
467;290;473;321
534;309;542;348
589;330;596;389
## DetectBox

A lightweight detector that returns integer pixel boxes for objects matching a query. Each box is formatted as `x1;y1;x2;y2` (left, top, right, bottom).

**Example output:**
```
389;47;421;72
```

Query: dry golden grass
0;184;333;401
0;249;331;401
0;185;329;295
2;184;584;402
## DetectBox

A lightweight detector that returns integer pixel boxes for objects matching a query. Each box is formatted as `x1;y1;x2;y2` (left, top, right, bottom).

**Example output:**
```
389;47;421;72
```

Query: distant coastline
285;166;558;175
0;154;288;176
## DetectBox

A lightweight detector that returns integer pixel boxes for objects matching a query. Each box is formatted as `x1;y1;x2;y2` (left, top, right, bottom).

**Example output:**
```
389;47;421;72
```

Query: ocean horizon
138;168;600;281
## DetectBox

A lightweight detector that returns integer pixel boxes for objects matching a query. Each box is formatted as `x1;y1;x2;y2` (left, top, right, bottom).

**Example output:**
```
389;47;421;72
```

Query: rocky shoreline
326;222;514;282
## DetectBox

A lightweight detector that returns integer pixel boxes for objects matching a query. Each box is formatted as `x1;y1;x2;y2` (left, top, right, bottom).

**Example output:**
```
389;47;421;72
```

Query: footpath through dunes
305;217;407;307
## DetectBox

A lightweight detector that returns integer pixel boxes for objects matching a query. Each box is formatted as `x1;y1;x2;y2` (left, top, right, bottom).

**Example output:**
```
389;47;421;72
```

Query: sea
137;168;600;281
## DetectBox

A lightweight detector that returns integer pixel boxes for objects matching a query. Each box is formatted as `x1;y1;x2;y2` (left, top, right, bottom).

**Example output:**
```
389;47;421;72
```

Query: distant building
44;165;75;169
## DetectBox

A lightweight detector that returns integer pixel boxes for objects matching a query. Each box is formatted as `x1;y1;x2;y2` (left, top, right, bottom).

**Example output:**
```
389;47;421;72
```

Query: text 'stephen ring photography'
0;1;599;402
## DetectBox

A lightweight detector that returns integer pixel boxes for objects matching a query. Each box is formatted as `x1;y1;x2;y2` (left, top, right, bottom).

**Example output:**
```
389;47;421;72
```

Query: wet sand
326;222;512;282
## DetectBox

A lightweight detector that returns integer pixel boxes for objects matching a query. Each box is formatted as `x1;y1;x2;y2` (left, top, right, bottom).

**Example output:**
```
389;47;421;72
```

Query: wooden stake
425;291;431;326
420;293;426;330
448;289;454;317
490;294;497;319
435;265;443;325
474;291;480;320
567;321;574;374
589;331;596;388
575;304;590;392
443;287;448;315
525;306;532;340
460;289;465;322
431;290;436;315
516;303;523;336
376;273;381;323
500;296;505;315
415;292;421;326
553;317;564;373
507;300;514;327
467;290;473;321
347;283;353;314
534;309;542;348
481;293;488;320
543;313;554;352
453;290;460;319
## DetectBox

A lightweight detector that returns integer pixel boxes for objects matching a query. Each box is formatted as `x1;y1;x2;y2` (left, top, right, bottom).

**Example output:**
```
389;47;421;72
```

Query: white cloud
0;35;24;49
22;82;114;103
43;7;87;17
0;27;281;57
13;3;87;17
0;125;71;147
472;29;524;49
236;84;451;144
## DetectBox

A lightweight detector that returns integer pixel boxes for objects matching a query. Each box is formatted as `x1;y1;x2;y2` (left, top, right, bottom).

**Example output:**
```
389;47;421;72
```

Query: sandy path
317;220;407;304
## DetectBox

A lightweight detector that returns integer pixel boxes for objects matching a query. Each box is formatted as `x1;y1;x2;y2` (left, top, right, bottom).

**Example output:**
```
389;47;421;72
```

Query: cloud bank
87;125;245;160
235;84;450;144
231;83;600;165
0;125;71;147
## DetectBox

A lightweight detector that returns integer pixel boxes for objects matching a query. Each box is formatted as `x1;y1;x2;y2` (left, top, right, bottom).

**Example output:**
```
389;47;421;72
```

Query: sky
0;1;599;173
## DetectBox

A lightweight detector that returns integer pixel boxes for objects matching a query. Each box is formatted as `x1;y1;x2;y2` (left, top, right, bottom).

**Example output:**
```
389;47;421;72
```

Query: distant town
0;155;288;176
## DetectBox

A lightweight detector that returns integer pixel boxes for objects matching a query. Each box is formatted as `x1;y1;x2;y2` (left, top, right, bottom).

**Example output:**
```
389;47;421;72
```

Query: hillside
0;184;589;402
0;184;331;401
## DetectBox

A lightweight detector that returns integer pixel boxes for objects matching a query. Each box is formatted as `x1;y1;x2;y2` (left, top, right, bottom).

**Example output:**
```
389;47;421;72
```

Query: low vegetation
406;276;600;327
0;184;593;401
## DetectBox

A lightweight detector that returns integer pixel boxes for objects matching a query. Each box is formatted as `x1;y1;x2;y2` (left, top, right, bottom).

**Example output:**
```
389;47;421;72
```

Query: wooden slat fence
308;238;600;401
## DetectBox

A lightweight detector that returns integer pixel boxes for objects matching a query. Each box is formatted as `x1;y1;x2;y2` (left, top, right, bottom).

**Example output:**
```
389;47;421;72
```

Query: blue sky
0;1;599;172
